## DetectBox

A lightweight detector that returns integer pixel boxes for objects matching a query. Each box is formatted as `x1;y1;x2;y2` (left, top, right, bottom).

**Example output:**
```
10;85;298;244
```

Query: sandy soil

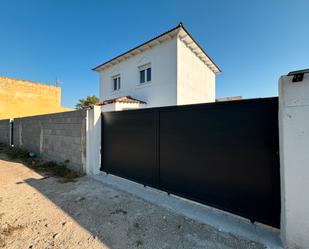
0;153;266;249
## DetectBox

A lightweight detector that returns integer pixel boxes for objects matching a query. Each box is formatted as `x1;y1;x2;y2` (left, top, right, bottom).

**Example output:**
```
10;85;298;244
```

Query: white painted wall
116;102;145;111
101;103;117;112
101;102;146;112
279;73;309;249
177;37;216;104
99;34;217;109
99;37;178;108
86;105;101;175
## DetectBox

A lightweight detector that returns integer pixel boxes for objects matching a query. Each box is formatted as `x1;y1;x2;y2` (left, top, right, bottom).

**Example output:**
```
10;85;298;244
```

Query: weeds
35;161;81;181
0;143;83;182
0;144;29;161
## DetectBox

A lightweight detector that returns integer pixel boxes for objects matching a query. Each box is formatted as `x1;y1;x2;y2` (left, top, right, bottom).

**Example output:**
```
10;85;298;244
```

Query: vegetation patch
0;143;83;182
35;161;81;182
0;144;29;161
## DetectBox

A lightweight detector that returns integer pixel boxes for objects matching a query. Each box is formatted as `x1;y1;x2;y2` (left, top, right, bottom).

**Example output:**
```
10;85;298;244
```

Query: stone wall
0;76;71;119
13;110;87;173
0;119;10;144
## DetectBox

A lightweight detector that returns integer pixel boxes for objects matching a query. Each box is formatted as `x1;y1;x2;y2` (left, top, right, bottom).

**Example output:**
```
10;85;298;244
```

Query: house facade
93;23;220;111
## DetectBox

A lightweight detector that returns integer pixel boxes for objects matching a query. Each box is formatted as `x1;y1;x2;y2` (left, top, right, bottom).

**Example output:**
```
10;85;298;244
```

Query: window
112;75;121;91
140;70;145;83
139;64;151;84
146;68;151;82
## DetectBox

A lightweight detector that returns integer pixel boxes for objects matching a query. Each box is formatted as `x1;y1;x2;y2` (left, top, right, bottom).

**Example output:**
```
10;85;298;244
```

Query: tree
75;95;100;109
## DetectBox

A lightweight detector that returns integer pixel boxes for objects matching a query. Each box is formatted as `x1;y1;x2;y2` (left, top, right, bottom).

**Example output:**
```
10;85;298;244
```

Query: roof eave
179;24;221;74
92;22;221;74
92;23;183;72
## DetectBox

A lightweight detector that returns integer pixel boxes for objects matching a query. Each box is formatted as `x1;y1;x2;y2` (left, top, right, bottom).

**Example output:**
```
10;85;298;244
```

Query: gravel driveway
0;152;266;249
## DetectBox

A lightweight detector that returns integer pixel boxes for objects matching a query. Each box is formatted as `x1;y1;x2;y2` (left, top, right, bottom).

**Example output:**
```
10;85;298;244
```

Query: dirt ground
0;152;266;249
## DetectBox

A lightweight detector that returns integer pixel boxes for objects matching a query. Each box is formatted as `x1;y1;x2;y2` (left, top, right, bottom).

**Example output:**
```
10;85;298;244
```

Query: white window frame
138;63;151;85
112;74;121;92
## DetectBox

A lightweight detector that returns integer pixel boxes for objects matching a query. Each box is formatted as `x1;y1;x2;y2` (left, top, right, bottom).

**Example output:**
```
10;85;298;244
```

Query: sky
0;0;308;108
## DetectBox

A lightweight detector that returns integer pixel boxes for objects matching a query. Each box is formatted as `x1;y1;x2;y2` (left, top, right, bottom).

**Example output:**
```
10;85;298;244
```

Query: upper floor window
139;64;151;84
112;75;121;91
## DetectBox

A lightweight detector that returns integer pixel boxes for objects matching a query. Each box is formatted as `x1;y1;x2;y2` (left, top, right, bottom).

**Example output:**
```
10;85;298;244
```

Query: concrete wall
13;110;86;172
86;106;101;175
279;73;309;249
0;119;10;144
0;76;71;119
99;37;178;108
177;37;216;105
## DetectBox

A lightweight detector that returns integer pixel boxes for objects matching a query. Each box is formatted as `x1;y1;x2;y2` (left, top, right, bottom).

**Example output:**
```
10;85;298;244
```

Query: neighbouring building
0;76;71;119
93;22;221;111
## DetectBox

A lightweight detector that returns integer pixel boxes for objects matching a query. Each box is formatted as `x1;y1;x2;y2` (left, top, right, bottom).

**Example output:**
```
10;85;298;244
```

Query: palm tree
75;95;99;109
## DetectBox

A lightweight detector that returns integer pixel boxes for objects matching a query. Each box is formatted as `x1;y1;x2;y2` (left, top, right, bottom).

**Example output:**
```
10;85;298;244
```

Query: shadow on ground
0;144;266;249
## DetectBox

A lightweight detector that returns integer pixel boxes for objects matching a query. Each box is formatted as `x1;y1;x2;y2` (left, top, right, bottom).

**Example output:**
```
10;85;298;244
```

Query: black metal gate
101;97;280;228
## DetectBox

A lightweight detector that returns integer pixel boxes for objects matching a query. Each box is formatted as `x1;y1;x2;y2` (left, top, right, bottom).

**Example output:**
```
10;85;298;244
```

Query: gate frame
101;97;280;228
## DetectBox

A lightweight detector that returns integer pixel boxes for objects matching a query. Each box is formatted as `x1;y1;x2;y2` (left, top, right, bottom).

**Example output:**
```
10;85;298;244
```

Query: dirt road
0;153;265;249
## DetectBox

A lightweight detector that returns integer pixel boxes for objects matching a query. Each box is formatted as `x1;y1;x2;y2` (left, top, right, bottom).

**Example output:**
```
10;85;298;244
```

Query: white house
93;23;221;111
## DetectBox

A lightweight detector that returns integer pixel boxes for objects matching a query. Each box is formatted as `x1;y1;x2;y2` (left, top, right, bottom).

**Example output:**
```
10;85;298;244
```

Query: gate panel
102;109;158;186
101;97;280;227
159;98;280;227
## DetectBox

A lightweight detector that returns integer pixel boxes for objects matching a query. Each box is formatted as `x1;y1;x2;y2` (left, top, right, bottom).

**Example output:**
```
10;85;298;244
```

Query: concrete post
86;105;101;175
279;71;309;249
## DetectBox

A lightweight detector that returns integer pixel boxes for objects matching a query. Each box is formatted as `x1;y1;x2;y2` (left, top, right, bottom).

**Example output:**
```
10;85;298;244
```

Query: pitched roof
92;22;221;74
99;96;147;105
